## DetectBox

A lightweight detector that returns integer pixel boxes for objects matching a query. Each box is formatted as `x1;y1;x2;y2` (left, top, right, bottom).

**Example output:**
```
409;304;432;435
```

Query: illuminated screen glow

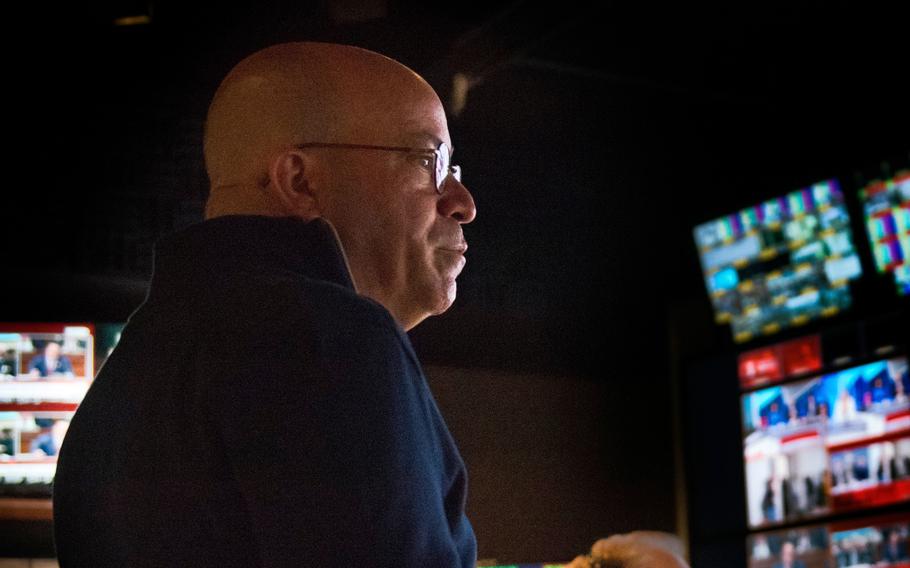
859;171;910;296
738;334;823;389
741;357;910;529
0;323;95;493
747;516;910;568
693;179;863;343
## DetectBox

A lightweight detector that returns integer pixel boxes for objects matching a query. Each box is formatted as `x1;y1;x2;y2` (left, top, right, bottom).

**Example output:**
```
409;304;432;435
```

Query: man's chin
425;282;458;317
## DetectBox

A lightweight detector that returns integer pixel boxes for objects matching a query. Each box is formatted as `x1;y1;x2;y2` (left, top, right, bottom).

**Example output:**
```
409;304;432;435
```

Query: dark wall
427;366;676;564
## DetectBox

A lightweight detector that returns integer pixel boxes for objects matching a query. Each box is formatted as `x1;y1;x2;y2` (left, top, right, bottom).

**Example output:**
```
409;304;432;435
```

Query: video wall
690;160;909;566
694;179;863;343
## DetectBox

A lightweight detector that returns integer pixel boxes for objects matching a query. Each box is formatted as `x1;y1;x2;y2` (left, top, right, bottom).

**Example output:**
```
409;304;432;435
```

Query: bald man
54;43;476;567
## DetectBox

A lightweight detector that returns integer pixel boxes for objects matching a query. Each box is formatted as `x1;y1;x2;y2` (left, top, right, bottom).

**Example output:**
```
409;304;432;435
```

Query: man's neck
205;184;286;219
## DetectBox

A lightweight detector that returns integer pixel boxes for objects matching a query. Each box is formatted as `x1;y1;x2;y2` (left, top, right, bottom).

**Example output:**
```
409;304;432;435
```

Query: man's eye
409;154;433;170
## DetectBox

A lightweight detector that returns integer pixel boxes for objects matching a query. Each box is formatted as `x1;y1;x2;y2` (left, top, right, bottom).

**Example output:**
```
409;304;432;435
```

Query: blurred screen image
748;517;910;568
829;438;910;511
748;525;829;568
0;323;95;497
741;357;910;528
859;171;910;296
694;179;863;343
739;335;824;390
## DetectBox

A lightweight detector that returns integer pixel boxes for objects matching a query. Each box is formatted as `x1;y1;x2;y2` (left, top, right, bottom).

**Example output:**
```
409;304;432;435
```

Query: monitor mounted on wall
694;179;864;343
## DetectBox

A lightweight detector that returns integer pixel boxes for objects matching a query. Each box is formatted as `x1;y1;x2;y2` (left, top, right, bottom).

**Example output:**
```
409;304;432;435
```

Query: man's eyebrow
402;130;445;150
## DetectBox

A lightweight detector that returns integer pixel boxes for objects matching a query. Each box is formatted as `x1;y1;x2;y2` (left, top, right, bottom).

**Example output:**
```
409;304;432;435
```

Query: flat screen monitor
738;334;823;390
694;179;864;343
747;514;910;568
741;357;910;529
0;323;94;497
859;171;910;296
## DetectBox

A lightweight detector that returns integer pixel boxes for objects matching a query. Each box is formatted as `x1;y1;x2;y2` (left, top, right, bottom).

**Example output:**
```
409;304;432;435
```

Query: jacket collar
149;215;356;294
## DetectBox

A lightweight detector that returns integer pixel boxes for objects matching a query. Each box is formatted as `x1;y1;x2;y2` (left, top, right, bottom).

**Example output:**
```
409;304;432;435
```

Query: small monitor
859;171;910;296
694;179;863;343
738;334;823;390
0;323;95;497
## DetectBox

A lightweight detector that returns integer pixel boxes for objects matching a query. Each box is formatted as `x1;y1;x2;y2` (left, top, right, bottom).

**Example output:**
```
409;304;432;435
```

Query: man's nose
438;177;477;224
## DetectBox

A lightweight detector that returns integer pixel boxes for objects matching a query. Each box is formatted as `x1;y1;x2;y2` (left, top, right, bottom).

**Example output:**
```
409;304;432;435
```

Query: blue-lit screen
740;357;910;529
693;179;863;343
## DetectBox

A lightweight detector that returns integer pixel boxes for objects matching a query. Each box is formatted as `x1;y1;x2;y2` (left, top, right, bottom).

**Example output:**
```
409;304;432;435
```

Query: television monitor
741;357;910;529
738;334;823;390
0;323;94;498
859;171;910;296
747;514;910;568
693;179;863;343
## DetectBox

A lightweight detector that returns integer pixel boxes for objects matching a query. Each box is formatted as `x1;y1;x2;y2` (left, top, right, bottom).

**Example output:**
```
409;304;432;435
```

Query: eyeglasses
295;141;461;194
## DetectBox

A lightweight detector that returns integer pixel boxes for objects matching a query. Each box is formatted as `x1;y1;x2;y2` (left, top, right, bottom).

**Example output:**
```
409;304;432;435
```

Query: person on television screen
773;541;806;568
768;400;789;427
752;535;771;559
53;42;479;568
0;349;16;377
831;456;849;488
883;529;909;562
30;418;58;456
27;341;74;379
805;393;817;421
0;428;14;455
787;402;800;425
877;442;896;483
870;374;893;405
832;386;857;424
781;476;798;519
817;400;830;424
762;478;777;522
851;452;870;482
895;376;908;404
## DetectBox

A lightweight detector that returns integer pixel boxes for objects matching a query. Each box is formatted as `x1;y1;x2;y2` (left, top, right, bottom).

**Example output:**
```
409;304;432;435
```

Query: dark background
3;0;908;564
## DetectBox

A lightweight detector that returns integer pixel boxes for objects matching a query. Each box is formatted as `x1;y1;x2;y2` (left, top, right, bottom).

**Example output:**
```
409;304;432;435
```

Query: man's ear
267;149;321;220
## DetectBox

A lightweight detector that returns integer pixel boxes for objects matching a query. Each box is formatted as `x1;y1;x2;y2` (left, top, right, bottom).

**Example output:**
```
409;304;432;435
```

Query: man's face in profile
321;87;477;330
203;43;477;330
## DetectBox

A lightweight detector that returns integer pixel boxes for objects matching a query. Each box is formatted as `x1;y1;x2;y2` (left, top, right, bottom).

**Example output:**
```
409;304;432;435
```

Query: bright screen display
0;323;94;497
738;334;823;390
748;515;910;568
694;179;863;343
859;171;910;296
741;357;910;529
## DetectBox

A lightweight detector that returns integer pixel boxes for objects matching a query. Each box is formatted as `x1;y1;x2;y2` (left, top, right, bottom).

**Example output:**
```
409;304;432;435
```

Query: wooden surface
0;499;53;522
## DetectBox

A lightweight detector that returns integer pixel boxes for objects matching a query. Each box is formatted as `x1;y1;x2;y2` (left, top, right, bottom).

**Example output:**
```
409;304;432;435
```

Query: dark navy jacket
54;215;476;567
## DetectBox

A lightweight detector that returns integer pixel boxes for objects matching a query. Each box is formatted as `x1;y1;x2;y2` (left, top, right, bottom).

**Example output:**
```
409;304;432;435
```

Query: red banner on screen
739;334;822;389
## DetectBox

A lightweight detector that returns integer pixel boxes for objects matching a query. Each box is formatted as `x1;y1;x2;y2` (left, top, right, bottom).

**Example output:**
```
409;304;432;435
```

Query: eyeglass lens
435;142;461;192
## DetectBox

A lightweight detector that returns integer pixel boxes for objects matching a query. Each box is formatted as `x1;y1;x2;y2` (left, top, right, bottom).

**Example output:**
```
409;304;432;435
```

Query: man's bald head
203;42;439;216
201;42;476;331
